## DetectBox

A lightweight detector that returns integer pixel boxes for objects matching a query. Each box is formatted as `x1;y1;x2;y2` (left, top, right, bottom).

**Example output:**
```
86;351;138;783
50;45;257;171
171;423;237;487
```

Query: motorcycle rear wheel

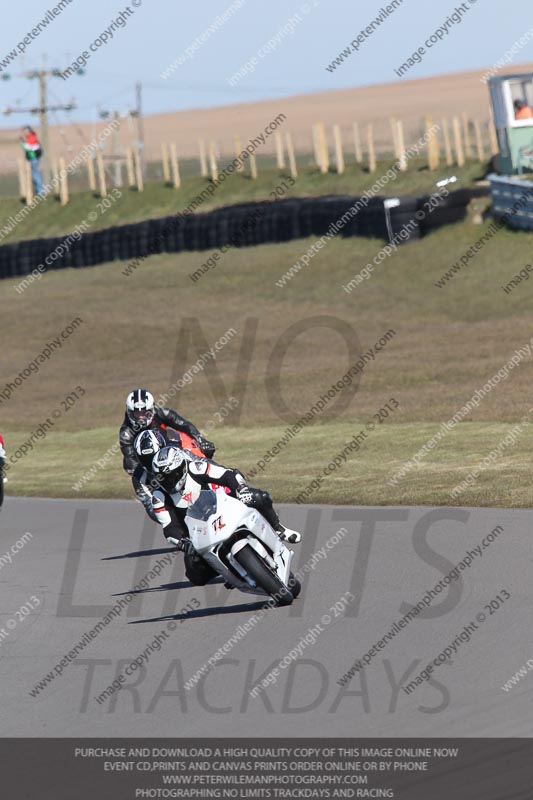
236;544;294;606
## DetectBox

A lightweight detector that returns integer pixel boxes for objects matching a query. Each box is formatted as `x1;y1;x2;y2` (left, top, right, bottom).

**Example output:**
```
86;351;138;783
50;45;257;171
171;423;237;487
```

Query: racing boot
275;523;301;543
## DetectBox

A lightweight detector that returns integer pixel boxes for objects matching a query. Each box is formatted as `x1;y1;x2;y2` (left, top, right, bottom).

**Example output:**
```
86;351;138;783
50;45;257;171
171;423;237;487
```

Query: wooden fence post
87;156;97;192
96;151;107;197
426;117;440;170
452;116;465;166
133;146;144;192
317;122;329;173
488;109;499;156
209;141;219;182
367;124;376;173
332;124;345;174
170;143;181;188
311;124;321;169
390;117;400;159
249;152;258;179
199;139;208;177
396;121;407;171
18;158;27;200
352;122;363;164
162;142;171;184
274;131;285;169
125;148;135;187
285;132;298;179
462;112;473;159
474;120;486;162
442;118;453;166
51;159;59;195
58;157;69;205
234;136;244;172
25;162;34;204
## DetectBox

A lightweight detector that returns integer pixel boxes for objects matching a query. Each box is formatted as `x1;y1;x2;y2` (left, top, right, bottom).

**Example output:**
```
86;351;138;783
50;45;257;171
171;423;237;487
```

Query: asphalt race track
0;497;531;736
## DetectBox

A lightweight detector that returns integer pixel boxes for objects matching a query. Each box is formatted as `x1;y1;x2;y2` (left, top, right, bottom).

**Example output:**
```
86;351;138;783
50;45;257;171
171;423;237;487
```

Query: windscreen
187;489;219;521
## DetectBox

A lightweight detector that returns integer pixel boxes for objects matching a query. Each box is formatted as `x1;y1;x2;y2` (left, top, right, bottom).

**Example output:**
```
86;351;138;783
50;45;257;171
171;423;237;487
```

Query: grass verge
1;213;532;507
3;422;532;508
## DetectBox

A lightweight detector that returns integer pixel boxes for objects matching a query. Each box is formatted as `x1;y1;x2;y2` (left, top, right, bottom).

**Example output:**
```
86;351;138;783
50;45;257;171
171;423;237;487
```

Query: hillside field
1;205;532;507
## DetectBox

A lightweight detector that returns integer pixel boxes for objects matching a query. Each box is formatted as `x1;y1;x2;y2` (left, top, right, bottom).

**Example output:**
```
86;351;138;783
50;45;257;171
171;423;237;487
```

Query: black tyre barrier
167;218;186;254
0;188;477;281
422;205;468;230
71;247;85;268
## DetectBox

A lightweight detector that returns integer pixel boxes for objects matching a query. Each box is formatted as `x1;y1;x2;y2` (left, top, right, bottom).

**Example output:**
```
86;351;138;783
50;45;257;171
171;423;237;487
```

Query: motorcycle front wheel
236;544;294;606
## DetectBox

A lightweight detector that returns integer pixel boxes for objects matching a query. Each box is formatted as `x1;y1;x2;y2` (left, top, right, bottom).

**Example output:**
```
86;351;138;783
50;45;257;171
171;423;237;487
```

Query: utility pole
99;101;141;188
3;68;77;185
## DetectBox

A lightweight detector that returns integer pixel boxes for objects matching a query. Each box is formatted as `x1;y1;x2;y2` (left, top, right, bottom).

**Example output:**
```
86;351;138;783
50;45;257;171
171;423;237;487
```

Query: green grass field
1;196;533;507
0;158;486;244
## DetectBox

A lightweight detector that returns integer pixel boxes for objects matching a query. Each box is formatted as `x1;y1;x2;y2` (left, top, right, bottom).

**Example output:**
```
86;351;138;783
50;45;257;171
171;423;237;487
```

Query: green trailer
489;72;533;174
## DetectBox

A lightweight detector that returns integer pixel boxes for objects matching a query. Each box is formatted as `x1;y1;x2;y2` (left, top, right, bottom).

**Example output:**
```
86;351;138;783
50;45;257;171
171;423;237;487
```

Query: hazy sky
0;0;532;128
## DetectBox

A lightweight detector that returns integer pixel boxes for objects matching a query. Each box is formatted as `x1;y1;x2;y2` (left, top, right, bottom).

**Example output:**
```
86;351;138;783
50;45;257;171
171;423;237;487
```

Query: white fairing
185;489;294;595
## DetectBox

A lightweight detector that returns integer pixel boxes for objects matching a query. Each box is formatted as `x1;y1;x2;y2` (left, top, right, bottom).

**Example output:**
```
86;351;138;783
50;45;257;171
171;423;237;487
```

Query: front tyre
288;572;301;599
236;544;294;606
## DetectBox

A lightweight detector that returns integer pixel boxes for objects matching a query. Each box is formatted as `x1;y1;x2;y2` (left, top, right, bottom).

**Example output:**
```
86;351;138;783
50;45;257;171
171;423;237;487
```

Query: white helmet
126;388;155;428
152;445;188;492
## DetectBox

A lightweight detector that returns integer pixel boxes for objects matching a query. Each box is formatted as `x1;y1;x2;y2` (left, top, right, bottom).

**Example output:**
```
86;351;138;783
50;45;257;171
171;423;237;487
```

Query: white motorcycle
185;488;301;606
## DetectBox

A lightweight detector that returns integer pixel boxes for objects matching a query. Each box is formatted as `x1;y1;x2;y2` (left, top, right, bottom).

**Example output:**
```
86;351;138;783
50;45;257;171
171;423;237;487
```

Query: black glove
176;537;194;555
237;486;254;506
196;435;215;458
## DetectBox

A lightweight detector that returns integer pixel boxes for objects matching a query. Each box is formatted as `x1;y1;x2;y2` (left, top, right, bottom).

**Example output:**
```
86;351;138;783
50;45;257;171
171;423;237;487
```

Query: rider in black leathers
119;388;215;518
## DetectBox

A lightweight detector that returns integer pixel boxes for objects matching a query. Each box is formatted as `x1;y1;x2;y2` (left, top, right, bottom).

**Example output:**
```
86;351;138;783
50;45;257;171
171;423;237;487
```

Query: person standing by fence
21;126;45;195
